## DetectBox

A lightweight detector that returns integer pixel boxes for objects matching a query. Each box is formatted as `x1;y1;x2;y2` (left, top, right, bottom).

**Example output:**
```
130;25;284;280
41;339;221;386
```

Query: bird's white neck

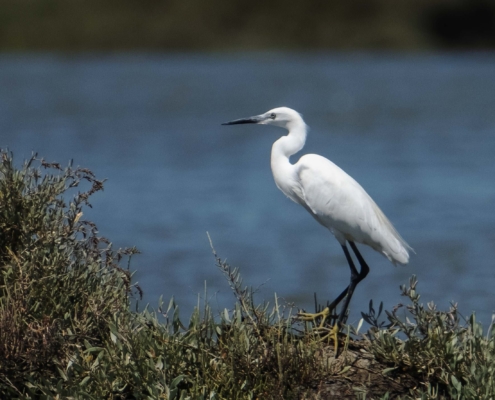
270;118;307;202
271;119;307;164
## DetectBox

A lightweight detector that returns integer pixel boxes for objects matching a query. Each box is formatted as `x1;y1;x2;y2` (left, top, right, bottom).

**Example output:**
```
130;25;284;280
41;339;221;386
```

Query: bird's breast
271;160;305;206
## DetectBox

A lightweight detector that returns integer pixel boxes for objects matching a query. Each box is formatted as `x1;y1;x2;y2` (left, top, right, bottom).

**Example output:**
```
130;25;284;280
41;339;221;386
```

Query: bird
222;107;412;347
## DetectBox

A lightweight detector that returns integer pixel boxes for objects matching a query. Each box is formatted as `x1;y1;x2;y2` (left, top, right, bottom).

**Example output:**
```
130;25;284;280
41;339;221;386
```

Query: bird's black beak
222;115;264;125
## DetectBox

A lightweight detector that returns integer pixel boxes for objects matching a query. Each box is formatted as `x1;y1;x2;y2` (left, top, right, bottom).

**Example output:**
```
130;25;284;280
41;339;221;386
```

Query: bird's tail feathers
369;197;414;265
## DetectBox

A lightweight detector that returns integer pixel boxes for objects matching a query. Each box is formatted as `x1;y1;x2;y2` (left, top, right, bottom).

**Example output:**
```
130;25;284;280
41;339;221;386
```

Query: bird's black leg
298;240;370;349
336;241;370;325
335;244;359;324
324;285;350;317
349;241;370;282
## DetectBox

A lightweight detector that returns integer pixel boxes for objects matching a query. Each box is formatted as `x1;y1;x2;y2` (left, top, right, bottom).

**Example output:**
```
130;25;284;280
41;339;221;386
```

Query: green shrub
0;151;327;399
2;150;495;399
0;151;140;397
367;276;495;399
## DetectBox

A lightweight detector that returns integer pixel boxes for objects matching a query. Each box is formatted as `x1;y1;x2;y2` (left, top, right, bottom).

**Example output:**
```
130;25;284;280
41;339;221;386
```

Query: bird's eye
270;113;276;119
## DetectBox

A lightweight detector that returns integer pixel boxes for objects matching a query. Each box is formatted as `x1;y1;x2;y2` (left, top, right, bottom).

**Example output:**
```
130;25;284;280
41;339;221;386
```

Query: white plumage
290;153;410;265
223;106;412;328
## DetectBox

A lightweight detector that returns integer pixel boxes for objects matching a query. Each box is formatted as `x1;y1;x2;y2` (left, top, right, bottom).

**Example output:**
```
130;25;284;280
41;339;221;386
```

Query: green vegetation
0;0;494;51
1;150;495;399
366;277;495;399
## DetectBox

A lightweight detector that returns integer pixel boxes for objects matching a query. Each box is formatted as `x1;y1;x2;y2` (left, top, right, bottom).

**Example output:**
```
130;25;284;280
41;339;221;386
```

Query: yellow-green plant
368;276;495;399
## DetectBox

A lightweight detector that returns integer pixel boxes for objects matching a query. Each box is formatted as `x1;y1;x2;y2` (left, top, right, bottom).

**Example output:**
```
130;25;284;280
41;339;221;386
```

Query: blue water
1;53;494;326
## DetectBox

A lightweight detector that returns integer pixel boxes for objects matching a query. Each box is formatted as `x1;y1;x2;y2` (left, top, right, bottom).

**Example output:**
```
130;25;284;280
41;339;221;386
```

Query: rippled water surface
1;53;494;325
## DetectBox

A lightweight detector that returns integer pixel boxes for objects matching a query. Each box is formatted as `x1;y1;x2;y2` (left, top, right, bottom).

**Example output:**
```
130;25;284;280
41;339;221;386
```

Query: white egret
222;107;412;345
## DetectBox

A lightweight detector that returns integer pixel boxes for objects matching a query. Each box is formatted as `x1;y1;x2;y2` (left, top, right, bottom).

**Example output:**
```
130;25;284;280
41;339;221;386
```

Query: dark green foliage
0;151;327;399
2;150;495;399
0;151;140;397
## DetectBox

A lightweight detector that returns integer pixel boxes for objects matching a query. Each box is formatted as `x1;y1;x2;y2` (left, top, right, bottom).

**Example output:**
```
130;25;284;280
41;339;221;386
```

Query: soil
310;340;422;399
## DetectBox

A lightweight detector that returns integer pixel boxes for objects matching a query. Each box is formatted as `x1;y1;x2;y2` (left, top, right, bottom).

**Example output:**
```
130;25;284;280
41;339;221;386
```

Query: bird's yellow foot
297;306;331;329
297;308;343;354
329;323;342;356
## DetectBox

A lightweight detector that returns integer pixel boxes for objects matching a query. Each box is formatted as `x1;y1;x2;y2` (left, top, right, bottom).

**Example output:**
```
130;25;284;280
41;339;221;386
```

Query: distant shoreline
1;0;494;51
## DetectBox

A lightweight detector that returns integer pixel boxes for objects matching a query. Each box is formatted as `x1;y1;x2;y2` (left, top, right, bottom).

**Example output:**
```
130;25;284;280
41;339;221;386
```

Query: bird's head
222;107;304;130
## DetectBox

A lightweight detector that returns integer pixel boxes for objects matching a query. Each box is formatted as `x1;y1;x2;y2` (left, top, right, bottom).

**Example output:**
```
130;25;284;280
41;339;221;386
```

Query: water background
1;53;494;326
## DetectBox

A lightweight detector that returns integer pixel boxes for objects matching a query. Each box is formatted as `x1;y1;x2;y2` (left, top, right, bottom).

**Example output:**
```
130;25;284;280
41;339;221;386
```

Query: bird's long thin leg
336;241;370;325
322;241;371;315
298;244;358;328
322;242;370;355
311;246;357;321
298;242;370;354
328;287;349;310
349;241;370;277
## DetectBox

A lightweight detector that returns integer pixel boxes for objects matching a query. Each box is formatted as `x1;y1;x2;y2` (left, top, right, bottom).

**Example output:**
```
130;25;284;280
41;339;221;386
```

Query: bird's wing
295;154;411;264
296;155;369;233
